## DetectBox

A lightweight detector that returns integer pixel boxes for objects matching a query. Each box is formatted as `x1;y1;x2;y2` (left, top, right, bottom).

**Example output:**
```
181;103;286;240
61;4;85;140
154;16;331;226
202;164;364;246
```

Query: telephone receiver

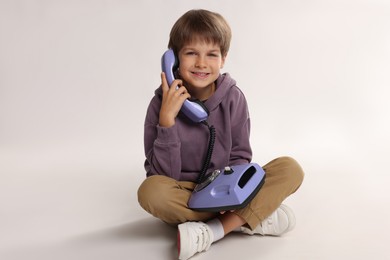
161;49;209;123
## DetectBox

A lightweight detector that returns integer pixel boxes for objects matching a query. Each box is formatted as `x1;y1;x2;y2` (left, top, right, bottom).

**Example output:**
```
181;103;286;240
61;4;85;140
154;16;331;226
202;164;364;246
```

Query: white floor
1;141;389;260
1;1;390;259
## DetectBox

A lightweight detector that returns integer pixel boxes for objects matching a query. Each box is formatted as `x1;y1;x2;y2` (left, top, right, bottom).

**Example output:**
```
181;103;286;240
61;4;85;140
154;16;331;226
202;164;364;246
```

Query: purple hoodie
144;73;252;182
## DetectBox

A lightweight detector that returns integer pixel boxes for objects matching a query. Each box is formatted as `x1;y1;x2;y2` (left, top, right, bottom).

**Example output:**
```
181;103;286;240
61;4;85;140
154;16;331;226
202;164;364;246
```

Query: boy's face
178;40;226;101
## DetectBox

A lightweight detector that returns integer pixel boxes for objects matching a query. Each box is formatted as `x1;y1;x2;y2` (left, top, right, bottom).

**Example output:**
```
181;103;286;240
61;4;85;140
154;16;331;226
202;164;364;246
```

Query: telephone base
188;163;265;212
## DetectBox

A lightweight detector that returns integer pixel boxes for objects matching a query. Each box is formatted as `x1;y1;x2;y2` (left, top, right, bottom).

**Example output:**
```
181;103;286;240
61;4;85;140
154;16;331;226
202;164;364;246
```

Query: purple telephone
188;163;266;212
161;49;209;123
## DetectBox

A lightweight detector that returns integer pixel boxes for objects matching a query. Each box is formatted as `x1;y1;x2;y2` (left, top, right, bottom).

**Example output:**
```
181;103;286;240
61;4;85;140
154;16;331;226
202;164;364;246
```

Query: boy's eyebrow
182;47;221;52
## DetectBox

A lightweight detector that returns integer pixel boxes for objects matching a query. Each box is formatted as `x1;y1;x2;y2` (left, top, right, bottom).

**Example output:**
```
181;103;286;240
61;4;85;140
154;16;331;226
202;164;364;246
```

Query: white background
1;0;389;259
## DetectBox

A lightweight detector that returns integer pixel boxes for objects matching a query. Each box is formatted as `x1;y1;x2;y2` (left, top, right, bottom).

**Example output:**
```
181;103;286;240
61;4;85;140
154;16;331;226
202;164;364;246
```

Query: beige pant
137;156;304;230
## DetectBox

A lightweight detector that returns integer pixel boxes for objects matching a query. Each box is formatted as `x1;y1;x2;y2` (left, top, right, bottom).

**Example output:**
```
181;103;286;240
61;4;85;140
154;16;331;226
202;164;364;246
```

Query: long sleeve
228;87;252;166
143;95;182;180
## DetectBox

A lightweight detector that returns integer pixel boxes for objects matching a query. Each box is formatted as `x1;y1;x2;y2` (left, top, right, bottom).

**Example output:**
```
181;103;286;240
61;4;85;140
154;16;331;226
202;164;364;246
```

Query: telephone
188;163;266;212
161;49;209;123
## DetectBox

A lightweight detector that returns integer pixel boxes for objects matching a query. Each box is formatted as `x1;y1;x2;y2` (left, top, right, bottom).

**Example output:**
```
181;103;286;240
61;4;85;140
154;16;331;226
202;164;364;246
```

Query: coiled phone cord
197;121;216;184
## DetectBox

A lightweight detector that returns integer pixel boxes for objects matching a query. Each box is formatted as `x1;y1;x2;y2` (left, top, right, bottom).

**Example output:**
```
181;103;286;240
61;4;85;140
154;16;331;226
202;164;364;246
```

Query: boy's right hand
159;72;191;127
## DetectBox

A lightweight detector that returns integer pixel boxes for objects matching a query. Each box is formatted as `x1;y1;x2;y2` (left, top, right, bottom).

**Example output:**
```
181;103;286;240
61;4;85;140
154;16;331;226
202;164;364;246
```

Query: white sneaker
241;204;296;236
178;221;214;260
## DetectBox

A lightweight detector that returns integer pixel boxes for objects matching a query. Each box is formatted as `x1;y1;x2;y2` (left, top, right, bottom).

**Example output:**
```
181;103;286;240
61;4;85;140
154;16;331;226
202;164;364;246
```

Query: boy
138;9;304;260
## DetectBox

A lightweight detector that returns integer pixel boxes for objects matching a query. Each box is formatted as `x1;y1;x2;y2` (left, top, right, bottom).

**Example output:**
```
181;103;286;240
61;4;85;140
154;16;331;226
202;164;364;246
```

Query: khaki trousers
137;156;304;230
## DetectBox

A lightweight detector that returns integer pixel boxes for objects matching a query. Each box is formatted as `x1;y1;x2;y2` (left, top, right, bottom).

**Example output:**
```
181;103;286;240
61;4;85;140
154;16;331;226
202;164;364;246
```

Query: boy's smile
192;72;210;79
178;40;226;101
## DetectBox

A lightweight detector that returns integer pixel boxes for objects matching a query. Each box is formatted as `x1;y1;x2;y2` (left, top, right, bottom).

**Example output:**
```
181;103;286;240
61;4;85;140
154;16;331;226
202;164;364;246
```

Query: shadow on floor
70;217;177;243
0;218;178;260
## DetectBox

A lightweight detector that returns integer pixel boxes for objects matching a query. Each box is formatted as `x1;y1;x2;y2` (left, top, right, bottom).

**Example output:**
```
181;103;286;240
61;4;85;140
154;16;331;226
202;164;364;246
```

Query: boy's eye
185;51;196;55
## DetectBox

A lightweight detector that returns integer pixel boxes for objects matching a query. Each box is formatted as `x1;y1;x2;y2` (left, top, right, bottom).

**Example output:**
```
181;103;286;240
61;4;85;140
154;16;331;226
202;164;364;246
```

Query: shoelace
241;213;276;235
192;224;211;252
262;213;277;234
266;215;274;225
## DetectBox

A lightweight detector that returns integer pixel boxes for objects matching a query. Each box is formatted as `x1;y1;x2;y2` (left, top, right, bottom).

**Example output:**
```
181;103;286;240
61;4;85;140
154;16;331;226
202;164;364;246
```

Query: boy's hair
168;9;232;57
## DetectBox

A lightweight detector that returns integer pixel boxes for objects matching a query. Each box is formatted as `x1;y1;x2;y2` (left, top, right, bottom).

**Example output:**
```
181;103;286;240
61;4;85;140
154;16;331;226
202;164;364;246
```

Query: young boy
138;9;304;260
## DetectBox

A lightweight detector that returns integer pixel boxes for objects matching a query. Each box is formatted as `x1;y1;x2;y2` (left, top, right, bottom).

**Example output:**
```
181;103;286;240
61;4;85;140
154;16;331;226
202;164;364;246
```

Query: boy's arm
143;73;191;180
143;96;182;180
229;88;252;166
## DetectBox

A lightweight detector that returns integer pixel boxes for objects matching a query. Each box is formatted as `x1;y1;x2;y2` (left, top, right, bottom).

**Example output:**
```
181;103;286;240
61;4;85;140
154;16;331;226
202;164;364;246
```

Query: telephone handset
161;49;209;123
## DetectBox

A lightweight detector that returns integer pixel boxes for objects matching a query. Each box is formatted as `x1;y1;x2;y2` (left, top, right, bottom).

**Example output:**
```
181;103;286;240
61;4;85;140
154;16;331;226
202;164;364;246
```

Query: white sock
233;227;242;232
206;218;225;243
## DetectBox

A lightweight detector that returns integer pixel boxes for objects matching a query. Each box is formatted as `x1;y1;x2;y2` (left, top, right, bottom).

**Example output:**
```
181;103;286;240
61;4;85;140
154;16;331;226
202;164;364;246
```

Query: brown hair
168;9;232;57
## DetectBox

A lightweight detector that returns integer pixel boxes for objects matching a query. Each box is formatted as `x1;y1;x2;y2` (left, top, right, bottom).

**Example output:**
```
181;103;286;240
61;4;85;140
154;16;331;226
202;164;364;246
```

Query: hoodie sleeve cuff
155;124;180;145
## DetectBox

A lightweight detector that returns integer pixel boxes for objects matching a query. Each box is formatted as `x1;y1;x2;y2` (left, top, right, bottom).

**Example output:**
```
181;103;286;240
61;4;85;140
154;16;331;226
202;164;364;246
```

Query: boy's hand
159;72;191;127
220;210;235;214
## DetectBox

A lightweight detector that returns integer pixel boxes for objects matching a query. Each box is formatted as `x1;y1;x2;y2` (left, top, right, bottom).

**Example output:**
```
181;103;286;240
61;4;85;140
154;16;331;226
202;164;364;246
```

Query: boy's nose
195;56;207;68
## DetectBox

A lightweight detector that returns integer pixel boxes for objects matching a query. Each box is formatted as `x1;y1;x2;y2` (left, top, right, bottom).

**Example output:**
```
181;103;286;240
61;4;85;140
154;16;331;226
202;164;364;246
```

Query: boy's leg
137;175;217;225
234;156;304;230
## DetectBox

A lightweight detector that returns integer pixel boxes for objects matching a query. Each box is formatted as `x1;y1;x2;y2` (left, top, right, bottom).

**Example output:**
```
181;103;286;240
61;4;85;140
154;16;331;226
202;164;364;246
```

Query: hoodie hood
205;73;236;112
